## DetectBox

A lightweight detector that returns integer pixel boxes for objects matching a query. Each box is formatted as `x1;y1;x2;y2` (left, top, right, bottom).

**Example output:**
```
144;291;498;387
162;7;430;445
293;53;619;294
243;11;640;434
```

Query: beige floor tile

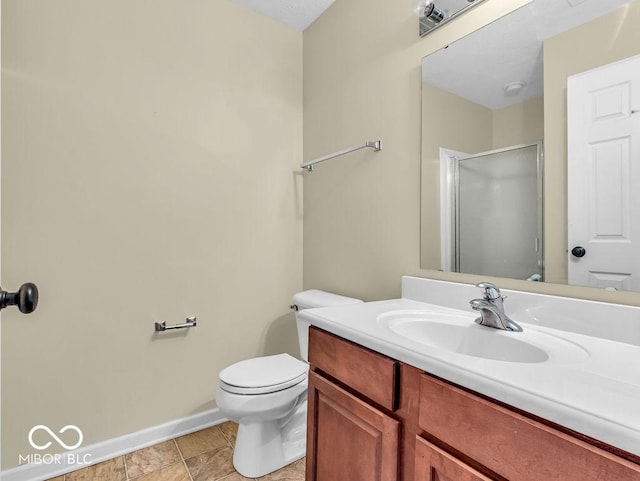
65;456;127;481
175;425;229;459
46;426;303;481
132;462;190;481
125;440;182;478
218;421;238;445
261;458;305;481
184;446;235;481
218;473;257;481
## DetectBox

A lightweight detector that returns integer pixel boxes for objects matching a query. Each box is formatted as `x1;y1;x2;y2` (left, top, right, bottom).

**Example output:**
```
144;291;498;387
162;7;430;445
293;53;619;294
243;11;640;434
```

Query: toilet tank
291;289;363;361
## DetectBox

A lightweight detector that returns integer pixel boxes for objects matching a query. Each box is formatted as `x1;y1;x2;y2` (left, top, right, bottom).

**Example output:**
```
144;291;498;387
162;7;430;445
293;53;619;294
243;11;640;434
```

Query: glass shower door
455;143;543;280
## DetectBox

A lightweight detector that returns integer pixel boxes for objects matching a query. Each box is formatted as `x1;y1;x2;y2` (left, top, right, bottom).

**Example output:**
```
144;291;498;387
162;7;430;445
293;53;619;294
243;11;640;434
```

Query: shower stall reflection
442;142;544;280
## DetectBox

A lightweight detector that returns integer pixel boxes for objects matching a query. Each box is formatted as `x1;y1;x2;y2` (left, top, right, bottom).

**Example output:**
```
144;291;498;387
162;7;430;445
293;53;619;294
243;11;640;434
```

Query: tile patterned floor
46;422;305;481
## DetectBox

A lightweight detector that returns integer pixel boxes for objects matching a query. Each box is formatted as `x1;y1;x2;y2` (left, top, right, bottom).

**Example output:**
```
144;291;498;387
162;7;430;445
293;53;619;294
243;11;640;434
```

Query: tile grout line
123;453;130;481
219;426;237;481
174;438;195;481
182;458;195;481
217;425;231;447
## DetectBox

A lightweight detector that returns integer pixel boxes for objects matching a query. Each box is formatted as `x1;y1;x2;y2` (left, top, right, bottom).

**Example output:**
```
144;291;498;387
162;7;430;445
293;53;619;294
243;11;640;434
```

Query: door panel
306;371;399;481
568;54;640;291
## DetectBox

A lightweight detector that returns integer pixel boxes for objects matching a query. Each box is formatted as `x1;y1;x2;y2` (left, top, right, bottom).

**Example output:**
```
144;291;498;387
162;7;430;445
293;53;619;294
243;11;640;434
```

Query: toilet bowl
216;290;363;478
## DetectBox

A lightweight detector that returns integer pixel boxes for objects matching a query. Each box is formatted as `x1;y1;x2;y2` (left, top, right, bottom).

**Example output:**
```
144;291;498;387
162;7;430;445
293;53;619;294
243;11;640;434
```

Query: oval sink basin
377;310;589;364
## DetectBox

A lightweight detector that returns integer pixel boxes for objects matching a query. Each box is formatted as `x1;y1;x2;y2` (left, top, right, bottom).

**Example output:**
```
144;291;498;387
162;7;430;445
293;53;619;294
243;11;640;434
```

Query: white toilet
216;289;363;478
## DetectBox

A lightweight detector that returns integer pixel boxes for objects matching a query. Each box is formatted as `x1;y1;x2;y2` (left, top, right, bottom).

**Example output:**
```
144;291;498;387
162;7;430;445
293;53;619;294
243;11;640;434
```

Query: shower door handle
0;283;39;313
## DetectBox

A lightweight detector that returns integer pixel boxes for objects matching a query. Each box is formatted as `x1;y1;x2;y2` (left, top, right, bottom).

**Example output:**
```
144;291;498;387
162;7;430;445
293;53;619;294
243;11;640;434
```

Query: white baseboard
1;409;227;481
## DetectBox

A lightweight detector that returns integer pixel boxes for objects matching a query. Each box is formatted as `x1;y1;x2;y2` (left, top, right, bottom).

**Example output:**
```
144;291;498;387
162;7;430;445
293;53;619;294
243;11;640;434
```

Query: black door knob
0;283;39;313
571;246;586;258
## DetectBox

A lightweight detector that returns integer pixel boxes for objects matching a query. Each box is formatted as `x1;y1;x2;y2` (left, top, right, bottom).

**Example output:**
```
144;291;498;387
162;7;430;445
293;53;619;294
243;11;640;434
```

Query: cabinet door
306;371;399;481
415;437;494;481
419;374;640;481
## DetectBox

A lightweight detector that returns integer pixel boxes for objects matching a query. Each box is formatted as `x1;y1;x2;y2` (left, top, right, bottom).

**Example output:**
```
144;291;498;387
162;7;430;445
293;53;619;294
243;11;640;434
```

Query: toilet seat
219;353;308;395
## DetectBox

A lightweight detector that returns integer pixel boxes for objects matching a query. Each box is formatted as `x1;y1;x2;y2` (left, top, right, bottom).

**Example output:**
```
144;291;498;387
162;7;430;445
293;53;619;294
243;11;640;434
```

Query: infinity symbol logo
28;425;83;450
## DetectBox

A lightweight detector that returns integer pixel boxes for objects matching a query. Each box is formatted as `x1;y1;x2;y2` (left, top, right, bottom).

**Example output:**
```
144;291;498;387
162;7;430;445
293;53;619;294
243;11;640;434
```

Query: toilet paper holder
155;316;197;332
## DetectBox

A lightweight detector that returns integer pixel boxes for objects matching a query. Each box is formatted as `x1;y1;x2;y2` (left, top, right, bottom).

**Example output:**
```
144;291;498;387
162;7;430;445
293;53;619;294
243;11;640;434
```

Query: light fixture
416;0;488;37
416;1;445;23
503;81;527;95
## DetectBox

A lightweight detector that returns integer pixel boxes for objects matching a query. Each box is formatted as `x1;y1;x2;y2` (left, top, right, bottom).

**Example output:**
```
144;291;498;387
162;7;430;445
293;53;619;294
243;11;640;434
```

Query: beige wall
492;96;544;149
420;84;493;268
303;0;530;301
543;2;640;285
304;0;640;306
1;0;302;468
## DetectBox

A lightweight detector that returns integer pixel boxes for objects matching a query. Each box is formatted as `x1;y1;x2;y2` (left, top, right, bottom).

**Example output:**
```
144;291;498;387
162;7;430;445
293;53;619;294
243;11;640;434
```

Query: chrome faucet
470;282;522;332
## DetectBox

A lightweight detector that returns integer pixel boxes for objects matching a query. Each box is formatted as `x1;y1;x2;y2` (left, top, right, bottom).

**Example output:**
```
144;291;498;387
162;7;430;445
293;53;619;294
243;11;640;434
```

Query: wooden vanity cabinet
306;327;407;481
306;326;640;481
414;436;494;481
418;374;640;481
306;371;399;481
307;327;425;481
307;324;399;410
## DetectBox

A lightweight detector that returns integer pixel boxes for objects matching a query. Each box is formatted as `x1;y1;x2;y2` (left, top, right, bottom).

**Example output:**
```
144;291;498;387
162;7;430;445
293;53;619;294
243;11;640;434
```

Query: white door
567;54;640;291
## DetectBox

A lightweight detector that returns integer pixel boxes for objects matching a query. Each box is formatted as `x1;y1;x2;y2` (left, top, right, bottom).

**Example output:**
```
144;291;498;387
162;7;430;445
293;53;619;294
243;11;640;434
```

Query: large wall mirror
420;0;640;291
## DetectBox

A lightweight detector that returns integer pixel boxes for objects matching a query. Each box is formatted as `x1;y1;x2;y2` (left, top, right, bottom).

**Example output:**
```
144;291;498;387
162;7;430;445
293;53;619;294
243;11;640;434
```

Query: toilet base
233;399;307;478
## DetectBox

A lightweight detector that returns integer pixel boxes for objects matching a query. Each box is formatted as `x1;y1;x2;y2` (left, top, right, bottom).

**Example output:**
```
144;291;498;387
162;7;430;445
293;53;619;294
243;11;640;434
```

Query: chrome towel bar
301;140;381;172
155;316;197;332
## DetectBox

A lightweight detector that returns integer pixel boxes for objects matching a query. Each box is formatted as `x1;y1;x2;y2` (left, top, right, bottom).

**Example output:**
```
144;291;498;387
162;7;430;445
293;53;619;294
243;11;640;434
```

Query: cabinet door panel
418;374;640;481
307;370;399;481
415;437;494;481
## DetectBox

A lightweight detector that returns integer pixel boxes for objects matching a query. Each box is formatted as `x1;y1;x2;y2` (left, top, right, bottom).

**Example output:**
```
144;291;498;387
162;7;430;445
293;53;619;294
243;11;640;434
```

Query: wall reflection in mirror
420;0;640;291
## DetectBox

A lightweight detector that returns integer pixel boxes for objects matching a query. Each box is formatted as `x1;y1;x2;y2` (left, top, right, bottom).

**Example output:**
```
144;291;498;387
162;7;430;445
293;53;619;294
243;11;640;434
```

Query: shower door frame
451;141;544;279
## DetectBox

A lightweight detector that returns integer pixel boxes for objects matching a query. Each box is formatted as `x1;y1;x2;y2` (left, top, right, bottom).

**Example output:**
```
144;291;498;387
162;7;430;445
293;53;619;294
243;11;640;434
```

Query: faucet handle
476;282;501;301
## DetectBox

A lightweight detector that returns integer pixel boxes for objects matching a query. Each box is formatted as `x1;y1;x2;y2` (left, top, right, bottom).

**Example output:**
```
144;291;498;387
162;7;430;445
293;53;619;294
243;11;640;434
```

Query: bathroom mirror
420;0;640;291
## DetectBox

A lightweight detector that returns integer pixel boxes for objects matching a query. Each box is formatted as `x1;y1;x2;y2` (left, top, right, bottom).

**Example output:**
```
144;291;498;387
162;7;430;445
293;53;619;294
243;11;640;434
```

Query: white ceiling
230;0;635;107
228;0;335;30
422;0;636;110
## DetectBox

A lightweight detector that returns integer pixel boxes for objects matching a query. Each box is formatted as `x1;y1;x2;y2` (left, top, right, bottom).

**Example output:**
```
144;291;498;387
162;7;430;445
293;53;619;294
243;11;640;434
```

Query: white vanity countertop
299;296;640;458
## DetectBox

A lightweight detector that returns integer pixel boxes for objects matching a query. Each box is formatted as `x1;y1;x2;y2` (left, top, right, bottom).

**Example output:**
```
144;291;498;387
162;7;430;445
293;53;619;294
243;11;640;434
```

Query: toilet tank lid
292;289;363;310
